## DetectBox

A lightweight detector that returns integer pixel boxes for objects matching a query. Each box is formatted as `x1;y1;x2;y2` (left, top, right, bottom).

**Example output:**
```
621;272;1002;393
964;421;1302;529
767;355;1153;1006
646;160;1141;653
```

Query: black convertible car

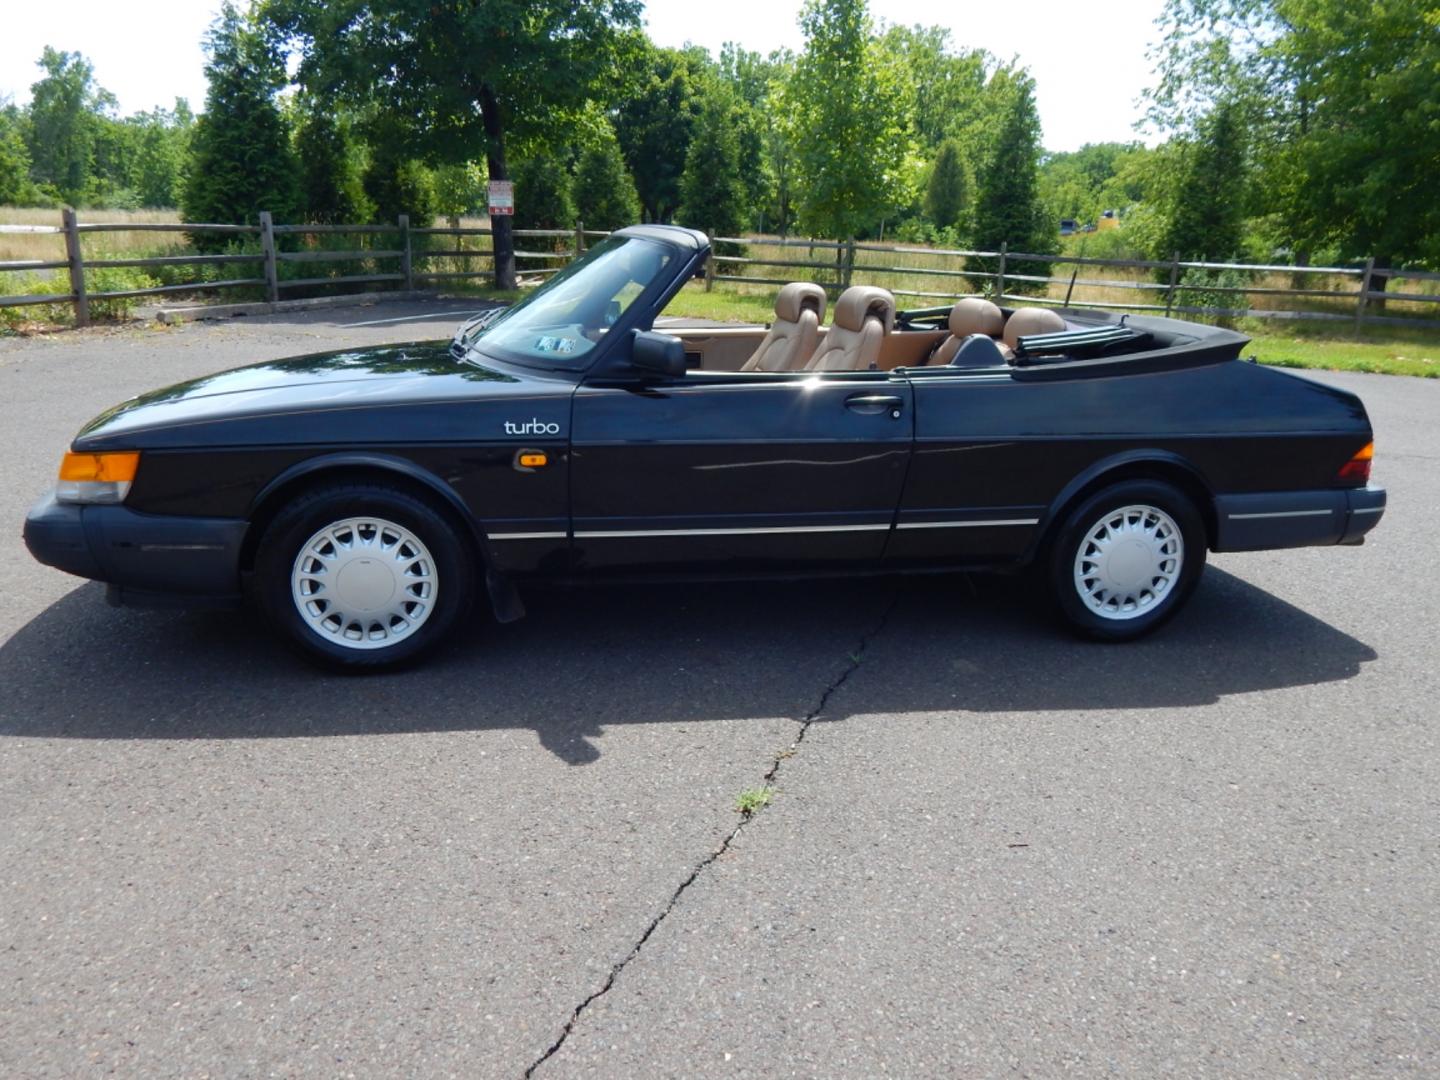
24;225;1385;668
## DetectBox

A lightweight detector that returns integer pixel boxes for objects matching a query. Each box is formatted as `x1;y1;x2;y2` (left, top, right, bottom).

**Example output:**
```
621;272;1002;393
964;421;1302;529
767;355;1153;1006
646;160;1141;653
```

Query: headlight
55;451;140;505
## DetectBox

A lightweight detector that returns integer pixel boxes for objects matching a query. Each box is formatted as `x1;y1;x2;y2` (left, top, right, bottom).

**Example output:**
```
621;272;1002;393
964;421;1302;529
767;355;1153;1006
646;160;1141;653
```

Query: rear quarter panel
889;359;1373;565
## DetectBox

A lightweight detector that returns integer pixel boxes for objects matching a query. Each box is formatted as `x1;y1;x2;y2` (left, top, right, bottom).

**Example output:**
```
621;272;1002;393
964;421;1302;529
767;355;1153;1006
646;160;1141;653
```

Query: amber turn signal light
1336;441;1373;486
517;451;548;468
56;450;140;505
59;451;140;482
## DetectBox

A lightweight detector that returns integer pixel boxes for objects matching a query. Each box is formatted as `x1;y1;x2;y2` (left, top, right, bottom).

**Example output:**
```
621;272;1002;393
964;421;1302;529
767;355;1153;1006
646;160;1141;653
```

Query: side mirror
630;329;687;378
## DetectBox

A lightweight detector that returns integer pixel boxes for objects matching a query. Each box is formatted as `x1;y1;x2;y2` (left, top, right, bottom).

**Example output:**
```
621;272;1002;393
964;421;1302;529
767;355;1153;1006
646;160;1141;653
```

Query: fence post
1354;256;1375;333
843;237;856;288
398;214;413;291
61;208;89;327
258;211;279;304
1165;251;1181;316
994;242;1007;302
574;220;585;259
704;233;716;292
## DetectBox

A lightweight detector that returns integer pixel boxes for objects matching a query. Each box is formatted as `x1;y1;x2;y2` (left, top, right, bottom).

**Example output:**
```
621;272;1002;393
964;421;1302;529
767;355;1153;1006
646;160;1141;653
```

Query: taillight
1337;441;1373;486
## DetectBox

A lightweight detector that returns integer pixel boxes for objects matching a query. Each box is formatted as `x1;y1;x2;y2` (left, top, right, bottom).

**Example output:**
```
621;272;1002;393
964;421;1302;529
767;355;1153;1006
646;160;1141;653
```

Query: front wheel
1048;480;1207;641
255;482;475;670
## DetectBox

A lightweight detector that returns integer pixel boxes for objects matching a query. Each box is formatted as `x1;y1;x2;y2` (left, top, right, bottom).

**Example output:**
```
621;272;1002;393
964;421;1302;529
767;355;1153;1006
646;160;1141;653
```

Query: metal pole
259;211;279;304
994;242;1007;302
704;234;716;292
62;207;89;327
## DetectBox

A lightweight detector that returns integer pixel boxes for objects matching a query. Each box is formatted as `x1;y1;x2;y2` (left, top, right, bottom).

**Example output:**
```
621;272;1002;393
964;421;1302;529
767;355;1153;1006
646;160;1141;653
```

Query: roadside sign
488;180;514;216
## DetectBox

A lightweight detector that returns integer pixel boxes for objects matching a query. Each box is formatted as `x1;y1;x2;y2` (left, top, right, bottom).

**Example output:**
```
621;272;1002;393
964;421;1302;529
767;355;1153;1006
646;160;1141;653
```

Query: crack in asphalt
522;592;899;1077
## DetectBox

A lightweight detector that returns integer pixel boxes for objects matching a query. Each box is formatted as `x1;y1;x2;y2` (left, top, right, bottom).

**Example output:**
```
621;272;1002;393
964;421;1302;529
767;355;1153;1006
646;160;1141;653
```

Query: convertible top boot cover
805;286;896;371
741;282;827;371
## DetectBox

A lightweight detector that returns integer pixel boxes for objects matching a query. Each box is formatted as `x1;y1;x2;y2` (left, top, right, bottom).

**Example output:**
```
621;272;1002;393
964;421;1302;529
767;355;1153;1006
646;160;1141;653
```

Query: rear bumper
23;492;247;607
1213;485;1386;552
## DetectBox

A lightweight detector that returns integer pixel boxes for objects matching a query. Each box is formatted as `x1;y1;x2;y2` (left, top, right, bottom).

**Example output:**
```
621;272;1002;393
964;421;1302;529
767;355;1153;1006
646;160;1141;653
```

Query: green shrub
84;264;160;319
1;272;72;326
1;264;160;327
1173;268;1252;322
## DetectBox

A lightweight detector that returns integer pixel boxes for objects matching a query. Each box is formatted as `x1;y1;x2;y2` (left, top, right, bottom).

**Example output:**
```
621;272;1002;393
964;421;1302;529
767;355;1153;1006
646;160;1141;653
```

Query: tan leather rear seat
930;298;1005;365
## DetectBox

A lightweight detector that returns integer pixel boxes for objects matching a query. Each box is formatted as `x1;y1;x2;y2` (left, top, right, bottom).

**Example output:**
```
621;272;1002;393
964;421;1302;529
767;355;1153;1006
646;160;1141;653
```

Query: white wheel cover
290;516;438;650
1072;504;1183;621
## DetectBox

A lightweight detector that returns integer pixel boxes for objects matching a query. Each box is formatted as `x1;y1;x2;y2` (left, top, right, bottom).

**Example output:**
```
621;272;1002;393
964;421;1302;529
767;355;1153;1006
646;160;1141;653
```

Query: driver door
569;370;914;574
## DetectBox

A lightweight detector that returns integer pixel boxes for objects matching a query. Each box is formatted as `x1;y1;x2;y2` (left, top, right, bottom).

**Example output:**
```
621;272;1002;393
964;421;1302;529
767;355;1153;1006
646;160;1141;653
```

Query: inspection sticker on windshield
534;336;576;354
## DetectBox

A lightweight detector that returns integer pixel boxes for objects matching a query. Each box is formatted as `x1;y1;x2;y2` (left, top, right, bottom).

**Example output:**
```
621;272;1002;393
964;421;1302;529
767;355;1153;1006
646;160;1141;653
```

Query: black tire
254;481;476;670
1047;479;1207;642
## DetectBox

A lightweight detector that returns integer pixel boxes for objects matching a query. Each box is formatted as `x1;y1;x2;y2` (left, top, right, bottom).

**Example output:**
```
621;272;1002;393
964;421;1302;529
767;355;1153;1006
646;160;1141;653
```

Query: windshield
458;236;675;370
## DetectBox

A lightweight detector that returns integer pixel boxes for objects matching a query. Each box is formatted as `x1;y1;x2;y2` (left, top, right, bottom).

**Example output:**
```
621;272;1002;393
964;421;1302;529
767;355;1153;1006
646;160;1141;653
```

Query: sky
0;0;1167;152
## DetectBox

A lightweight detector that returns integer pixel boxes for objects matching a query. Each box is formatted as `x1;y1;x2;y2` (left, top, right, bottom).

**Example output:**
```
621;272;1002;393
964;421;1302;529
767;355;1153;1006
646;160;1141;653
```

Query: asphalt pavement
1;302;1435;1078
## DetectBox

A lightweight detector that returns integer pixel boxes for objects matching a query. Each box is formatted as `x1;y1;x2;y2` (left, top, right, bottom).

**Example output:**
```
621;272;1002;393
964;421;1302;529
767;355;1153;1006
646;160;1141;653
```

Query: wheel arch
1024;450;1217;564
240;453;528;622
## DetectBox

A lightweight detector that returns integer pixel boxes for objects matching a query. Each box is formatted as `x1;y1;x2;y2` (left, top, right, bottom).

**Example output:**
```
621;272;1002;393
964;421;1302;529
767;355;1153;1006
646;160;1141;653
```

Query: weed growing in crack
734;787;774;816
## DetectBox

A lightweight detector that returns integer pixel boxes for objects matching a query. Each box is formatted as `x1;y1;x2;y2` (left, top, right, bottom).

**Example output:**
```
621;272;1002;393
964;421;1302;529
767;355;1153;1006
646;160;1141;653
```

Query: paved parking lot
1;302;1436;1077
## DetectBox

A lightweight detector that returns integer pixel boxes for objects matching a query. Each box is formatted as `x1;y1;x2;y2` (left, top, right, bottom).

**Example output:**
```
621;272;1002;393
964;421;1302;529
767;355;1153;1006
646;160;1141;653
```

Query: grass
734;787;773;816
1244;328;1438;378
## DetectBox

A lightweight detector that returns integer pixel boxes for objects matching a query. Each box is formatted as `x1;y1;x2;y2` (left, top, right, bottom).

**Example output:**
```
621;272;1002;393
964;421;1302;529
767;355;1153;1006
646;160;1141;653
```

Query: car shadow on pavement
0;568;1376;763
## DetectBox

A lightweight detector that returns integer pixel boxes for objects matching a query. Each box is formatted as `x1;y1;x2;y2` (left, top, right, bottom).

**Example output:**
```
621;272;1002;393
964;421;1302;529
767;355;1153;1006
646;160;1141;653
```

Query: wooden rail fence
2;210;1437;331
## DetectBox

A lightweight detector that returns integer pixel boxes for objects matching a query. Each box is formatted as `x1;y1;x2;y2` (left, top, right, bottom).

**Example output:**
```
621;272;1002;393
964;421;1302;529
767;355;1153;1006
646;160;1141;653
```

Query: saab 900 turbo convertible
24;225;1386;669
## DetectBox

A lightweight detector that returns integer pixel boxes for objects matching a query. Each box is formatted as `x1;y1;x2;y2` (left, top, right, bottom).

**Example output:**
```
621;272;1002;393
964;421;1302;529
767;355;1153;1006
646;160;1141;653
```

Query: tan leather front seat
741;282;827;372
930;297;1005;365
1002;306;1067;353
803;286;895;371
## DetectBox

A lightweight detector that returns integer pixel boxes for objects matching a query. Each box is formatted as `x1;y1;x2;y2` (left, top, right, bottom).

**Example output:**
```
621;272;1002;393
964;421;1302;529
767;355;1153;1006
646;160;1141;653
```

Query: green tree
677;89;747;241
0;103;37;205
511;152;575;232
573;127;640;231
130;102;193;208
786;0;915;240
293;96;367;223
432;162;485;222
362;134;435;226
260;0;642;288
183;4;299;245
877;24;990;153
612;45;705;223
1159;101;1247;262
1148;0;1440;276
973;77;1055;280
923;139;968;231
25;48;112;203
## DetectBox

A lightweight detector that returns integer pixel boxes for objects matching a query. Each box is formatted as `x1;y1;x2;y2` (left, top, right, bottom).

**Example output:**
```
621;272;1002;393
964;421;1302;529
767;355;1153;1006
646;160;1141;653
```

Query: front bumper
1213;484;1386;552
23;492;247;607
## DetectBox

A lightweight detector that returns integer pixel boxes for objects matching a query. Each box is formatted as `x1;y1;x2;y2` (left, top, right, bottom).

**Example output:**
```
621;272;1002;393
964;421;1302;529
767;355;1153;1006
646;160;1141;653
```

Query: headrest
833;285;896;333
949;297;1004;338
774;281;827;324
1002;306;1067;349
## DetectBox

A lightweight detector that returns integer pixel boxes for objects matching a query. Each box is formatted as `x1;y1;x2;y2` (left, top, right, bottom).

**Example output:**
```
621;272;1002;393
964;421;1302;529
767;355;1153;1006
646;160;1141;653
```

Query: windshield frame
459;235;683;375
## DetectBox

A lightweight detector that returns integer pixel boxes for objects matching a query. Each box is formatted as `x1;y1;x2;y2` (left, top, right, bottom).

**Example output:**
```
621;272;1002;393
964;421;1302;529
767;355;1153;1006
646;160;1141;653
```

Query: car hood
74;341;568;448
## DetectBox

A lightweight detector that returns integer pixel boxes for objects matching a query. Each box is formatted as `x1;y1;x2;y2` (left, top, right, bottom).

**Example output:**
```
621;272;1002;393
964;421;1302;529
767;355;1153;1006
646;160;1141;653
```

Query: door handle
844;393;904;417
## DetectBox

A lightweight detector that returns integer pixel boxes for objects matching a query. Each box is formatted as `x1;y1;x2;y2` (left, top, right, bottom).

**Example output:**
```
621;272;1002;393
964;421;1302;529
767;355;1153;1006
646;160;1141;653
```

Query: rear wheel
1048;480;1206;641
255;482;475;670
